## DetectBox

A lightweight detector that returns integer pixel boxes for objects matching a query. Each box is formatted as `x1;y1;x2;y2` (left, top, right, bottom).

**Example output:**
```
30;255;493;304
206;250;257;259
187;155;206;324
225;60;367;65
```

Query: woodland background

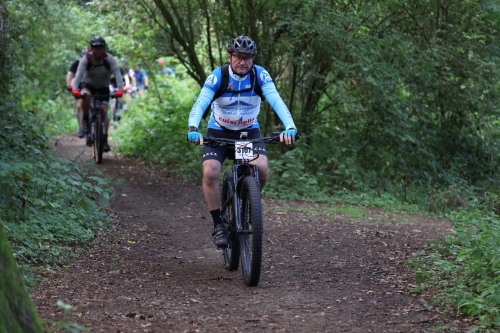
2;0;500;331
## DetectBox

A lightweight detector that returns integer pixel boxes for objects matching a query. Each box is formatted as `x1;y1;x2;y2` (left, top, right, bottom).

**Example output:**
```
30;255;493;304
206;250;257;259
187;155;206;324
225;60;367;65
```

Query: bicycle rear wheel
222;171;239;271
93;111;104;164
239;175;263;286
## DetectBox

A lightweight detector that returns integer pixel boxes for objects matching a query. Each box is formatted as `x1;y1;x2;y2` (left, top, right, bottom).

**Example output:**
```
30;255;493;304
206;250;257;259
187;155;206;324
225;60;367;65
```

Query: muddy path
30;133;468;332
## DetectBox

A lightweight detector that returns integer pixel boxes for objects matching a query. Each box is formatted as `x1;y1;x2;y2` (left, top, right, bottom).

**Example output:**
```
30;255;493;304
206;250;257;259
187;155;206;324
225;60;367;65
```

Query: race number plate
235;141;253;159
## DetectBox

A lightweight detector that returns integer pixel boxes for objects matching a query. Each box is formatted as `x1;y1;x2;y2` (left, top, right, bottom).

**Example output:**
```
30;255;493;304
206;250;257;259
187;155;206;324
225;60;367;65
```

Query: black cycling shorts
202;128;267;164
79;82;110;106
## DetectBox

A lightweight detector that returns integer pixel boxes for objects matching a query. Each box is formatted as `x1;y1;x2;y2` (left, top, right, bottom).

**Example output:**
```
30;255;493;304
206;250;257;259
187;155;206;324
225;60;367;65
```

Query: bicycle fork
233;163;260;234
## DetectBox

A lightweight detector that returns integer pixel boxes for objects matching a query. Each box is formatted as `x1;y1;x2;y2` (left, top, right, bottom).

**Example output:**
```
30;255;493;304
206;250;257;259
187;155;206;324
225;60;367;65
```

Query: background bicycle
109;86;127;122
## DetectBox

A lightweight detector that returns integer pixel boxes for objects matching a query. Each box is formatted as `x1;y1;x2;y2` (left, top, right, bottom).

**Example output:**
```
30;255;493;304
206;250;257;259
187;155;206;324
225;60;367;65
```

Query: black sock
210;209;222;228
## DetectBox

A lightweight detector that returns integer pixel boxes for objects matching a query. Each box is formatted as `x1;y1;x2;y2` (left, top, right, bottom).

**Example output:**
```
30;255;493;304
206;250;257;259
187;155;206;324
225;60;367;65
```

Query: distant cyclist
129;64;149;96
66;49;87;138
110;57;131;95
110;58;131;121
157;59;175;76
187;36;298;247
71;36;123;152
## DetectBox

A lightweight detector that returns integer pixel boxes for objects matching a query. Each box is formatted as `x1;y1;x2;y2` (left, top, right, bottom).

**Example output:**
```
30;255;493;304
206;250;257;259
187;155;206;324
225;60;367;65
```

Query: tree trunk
0;3;8;83
0;221;43;333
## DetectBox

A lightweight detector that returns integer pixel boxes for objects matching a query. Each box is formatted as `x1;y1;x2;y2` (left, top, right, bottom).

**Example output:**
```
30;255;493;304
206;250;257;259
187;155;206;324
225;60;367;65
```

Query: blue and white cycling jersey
188;65;296;131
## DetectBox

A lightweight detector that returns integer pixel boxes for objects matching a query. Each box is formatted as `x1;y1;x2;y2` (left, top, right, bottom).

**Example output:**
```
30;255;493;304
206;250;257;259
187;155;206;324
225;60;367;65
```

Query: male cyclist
66;49;87;138
157;59;175;76
187;36;298;247
129;64;149;96
72;37;123;152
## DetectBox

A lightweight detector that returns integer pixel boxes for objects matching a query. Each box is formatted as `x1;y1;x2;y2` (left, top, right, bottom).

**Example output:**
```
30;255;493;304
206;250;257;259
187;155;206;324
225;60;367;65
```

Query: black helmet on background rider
80;49;87;57
89;36;106;47
227;36;257;55
119;58;127;65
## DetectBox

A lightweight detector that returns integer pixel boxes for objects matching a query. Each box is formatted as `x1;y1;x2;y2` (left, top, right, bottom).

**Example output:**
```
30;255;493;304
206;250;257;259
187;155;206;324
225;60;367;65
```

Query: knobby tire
222;171;239;271
93;111;104;164
239;175;263;287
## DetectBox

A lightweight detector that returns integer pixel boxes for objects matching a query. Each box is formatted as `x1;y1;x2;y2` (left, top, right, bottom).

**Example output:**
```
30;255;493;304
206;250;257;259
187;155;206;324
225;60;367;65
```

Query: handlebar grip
272;131;300;141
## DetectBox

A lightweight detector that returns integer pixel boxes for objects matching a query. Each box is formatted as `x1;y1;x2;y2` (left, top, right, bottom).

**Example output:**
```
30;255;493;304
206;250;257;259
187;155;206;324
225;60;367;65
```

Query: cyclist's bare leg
76;99;83;128
202;159;222;210
252;154;269;190
81;90;91;115
71;78;84;128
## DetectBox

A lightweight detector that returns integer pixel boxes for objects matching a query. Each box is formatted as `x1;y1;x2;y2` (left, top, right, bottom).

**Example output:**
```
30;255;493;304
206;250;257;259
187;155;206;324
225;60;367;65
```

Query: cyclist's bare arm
123;73;130;88
66;71;74;87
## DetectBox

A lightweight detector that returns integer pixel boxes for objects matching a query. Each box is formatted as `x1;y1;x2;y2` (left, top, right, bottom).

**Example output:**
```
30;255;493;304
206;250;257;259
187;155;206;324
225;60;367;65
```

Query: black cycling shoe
86;135;92;147
77;127;85;138
212;225;228;248
82;115;89;132
103;140;110;152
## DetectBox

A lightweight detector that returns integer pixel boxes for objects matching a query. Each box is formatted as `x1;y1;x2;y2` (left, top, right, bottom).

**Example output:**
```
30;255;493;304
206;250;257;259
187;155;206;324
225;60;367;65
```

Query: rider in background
157;59;175;76
157;58;175;87
66;49;87;138
187;35;298;247
71;36;123;152
129;64;149;96
110;58;131;96
110;57;131;120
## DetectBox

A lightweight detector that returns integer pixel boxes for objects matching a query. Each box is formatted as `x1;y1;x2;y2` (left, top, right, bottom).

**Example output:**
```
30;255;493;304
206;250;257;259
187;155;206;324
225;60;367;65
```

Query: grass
276;202;419;225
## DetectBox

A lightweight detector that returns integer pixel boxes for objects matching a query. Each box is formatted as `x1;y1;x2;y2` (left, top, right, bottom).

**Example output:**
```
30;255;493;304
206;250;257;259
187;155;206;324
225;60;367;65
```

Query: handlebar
202;131;299;147
81;94;117;99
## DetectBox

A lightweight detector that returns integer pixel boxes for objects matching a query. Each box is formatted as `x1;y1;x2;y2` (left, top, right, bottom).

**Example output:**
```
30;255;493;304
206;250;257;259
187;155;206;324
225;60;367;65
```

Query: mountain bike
82;94;113;164
203;131;285;286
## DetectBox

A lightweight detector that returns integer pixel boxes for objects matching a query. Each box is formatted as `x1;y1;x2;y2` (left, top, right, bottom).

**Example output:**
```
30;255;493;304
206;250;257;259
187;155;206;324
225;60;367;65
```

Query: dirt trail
31;133;468;332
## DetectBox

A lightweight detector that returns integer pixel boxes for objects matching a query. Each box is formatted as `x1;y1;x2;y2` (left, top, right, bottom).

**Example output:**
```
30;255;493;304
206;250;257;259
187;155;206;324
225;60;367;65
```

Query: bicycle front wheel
222;171;239;271
93;111;104;164
239;175;263;286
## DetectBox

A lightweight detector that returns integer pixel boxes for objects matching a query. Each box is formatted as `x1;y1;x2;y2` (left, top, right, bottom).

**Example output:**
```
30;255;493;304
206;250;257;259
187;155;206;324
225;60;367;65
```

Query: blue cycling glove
187;127;202;142
281;128;297;138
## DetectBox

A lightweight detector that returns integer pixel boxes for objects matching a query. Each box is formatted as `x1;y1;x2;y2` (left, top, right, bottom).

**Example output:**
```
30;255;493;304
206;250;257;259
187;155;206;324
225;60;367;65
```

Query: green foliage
265;147;325;201
38;97;79;137
5;0;500;330
0;107;113;286
1;0;114;285
412;198;500;329
112;70;202;179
